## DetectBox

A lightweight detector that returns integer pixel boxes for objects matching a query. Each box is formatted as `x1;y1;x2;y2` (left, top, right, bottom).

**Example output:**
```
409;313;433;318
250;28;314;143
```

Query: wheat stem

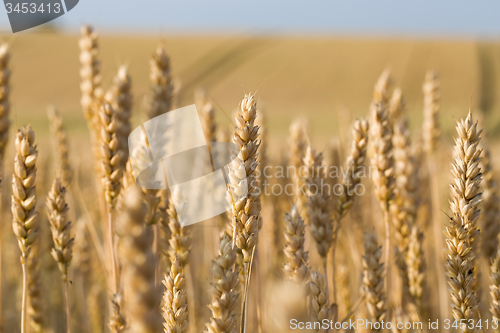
21;261;27;333
64;280;71;333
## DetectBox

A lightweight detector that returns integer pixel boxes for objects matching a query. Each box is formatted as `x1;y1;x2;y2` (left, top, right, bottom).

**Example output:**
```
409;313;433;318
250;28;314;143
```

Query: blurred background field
2;31;500;151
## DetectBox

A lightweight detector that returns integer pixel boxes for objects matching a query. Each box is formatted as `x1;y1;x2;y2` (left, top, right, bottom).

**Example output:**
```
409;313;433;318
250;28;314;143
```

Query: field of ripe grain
1;28;500;333
4;33;500;141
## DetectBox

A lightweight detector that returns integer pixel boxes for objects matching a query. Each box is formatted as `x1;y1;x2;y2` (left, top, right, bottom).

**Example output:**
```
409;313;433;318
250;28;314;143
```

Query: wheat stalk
205;235;240;333
105;65;132;171
362;231;386;332
47;106;72;185
46;178;74;332
27;246;43;333
303;146;332;267
445;112;482;330
117;186;162;333
11;126;38;333
163;255;189;333
145;45;174;120
283;205;309;283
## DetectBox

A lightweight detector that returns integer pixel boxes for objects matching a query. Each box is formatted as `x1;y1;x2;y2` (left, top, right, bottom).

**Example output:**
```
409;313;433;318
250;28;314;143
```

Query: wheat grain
283;205;309;283
145;45;174;120
163;255;189;333
445;112;482;330
47;106;72;185
204;235;240;333
422;71;440;153
117;186;162;333
362;231;386;332
227;93;261;264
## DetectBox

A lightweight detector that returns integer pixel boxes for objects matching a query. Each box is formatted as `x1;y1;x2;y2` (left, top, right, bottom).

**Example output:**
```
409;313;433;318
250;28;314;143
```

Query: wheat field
0;27;500;333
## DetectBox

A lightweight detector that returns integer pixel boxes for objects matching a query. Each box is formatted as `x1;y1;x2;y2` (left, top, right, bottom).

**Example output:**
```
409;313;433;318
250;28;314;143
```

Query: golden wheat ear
205;235;240;333
163;255;189;332
283;205;309;284
362;231;386;333
445;112;482;328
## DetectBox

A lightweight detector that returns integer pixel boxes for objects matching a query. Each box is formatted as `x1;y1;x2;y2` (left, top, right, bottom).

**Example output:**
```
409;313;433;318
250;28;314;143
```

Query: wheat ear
389;89;418;251
362;231;386;332
205;235;240;333
117;186;162;332
167;187;191;267
336;118;369;219
0;43;11;159
369;100;394;303
99;102;123;209
289;119;308;210
309;270;330;331
304;146;332;267
79;25;101;128
11;126;38;333
0;42;11;331
228;93;261;263
46;178;74;332
47;105;72;185
283;205;309;283
480;138;500;259
163;255;189;333
406;225;426;317
105;65;132;170
445;112;482;330
145;45;174;119
373;69;392;105
422;71;440;153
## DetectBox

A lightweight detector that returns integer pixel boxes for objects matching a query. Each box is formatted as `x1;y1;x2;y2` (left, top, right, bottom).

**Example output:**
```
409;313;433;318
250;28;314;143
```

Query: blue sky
1;0;500;37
